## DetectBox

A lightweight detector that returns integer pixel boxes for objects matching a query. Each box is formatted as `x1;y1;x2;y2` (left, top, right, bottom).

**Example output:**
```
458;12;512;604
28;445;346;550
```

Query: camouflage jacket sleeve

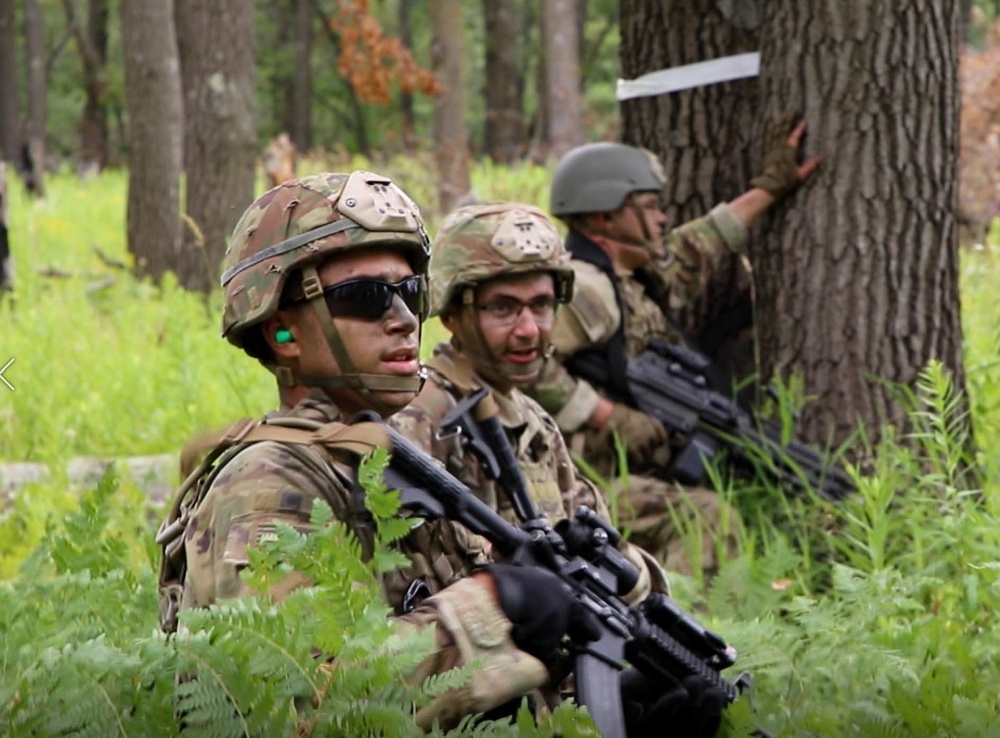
529;259;619;433
404;576;548;730
180;440;347;608
651;203;747;313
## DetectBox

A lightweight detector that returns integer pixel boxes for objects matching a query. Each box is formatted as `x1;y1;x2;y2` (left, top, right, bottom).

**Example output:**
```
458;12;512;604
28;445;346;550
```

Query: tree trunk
121;0;183;283
752;0;968;450
483;0;525;164
23;0;46;196
542;0;583;159
287;0;312;152
619;0;762;391
65;0;110;176
398;0;416;152
0;0;19;164
429;0;470;214
175;0;257;294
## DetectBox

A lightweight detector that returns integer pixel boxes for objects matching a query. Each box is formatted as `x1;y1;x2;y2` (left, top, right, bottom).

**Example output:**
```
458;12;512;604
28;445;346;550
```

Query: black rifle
577;339;855;502
353;391;749;738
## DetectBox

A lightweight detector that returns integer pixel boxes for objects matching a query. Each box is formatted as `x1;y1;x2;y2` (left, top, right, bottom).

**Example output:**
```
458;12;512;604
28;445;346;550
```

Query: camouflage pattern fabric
428;202;573;317
176;387;547;729
391;343;670;600
526;205;747;577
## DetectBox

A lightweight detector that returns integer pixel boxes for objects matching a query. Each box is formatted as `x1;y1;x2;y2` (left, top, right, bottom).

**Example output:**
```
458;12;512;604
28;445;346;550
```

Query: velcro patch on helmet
338;171;423;234
491;208;559;263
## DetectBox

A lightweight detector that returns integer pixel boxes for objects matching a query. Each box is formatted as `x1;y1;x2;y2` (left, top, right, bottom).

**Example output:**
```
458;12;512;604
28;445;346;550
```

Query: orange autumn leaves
328;0;444;105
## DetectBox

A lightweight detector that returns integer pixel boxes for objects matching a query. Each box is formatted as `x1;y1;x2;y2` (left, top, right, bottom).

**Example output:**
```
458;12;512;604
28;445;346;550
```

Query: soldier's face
610;191;666;250
288;248;422;416
463;272;556;391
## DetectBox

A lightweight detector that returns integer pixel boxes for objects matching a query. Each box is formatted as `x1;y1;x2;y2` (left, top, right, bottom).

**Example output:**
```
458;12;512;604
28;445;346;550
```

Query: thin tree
23;0;45;196
483;0;525;164
430;0;470;213
542;0;584;158
121;0;183;283
62;0;110;176
175;0;257;294
283;0;312;152
0;0;19;164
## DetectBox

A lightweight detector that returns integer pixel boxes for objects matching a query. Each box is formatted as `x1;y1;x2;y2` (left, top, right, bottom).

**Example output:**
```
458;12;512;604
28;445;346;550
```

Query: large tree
121;0;183;282
542;0;584;158
619;1;761;388
175;0;257;294
620;0;969;452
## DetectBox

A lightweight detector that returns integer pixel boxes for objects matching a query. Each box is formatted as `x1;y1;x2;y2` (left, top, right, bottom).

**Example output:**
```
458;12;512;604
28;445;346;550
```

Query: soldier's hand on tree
750;113;822;201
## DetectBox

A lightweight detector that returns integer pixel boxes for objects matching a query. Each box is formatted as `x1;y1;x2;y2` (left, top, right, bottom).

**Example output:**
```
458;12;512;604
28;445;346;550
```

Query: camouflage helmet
429;202;574;317
221;171;430;348
550;142;666;217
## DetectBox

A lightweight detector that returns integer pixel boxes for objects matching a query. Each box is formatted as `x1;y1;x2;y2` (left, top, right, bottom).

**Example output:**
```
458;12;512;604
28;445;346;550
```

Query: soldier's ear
263;313;302;358
440;307;460;334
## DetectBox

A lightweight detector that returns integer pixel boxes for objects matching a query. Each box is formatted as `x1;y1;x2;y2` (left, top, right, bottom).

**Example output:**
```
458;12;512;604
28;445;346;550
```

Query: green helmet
429;202;574;317
221;170;430;349
549;142;665;217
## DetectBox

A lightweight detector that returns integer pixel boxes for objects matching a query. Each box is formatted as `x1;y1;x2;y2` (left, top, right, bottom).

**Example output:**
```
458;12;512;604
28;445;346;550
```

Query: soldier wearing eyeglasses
157;173;600;731
391;202;669;595
525;119;821;579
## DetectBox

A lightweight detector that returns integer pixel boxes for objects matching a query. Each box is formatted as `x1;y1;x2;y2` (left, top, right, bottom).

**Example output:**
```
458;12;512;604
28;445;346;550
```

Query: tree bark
175;0;257;294
619;0;761;390
429;0;470;214
23;0;46;196
398;0;416;152
0;0;19;164
121;0;183;283
752;0;968;450
286;0;312;152
483;0;525;164
65;0;110;176
543;0;584;158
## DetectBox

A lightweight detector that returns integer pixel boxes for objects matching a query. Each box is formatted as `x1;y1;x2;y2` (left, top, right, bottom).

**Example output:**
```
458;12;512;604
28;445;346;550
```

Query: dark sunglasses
310;275;426;321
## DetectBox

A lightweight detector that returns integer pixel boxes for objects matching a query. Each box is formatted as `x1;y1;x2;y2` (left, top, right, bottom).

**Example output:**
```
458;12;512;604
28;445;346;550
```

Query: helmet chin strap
272;265;425;415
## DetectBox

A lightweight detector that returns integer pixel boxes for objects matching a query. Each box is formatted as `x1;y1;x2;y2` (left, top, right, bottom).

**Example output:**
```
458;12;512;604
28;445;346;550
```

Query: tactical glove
604;402;670;470
621;668;727;738
487;563;601;674
750;113;804;201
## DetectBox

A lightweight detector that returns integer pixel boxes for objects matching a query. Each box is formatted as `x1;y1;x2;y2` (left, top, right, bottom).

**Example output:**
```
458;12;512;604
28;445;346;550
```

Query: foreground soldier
528;118;821;576
157;172;596;730
391;202;667;599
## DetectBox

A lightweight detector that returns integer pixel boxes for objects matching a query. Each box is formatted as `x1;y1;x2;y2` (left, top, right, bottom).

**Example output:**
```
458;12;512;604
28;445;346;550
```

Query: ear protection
274;328;294;344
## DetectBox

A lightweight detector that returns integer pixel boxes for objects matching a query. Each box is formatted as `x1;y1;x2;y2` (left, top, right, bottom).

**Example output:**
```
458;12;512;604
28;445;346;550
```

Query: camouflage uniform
157;173;553;730
398;201;668;598
527;145;744;576
391;343;667;600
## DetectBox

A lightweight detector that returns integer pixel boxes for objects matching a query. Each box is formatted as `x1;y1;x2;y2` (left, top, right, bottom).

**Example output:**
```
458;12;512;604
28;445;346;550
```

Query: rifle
577;339;855;501
353;389;750;738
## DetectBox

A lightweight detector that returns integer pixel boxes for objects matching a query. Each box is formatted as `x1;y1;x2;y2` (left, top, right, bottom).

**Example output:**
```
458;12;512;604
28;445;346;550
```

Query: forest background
2;1;1000;736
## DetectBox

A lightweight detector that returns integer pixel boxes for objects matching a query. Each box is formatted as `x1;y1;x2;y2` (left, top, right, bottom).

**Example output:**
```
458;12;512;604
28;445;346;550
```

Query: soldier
390;201;669;601
527;118;821;577
157;172;598;731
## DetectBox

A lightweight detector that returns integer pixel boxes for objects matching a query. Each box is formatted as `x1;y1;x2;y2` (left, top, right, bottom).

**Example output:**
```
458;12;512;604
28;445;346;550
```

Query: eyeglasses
474;295;558;326
308;275;426;321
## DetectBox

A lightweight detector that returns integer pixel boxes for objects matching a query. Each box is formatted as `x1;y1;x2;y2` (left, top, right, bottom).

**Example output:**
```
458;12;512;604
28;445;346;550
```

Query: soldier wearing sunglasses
158;173;598;731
